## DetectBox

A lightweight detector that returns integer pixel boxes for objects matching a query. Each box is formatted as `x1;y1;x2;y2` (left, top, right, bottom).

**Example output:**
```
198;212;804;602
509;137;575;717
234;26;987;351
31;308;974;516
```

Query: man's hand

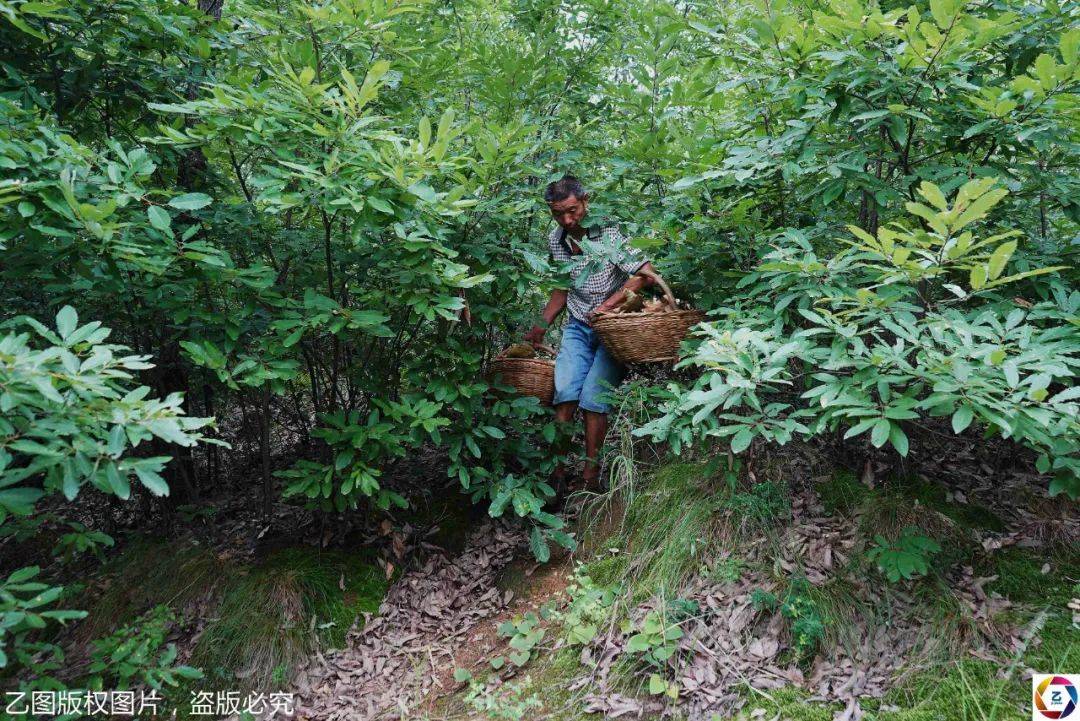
524;325;546;347
590;297;621;320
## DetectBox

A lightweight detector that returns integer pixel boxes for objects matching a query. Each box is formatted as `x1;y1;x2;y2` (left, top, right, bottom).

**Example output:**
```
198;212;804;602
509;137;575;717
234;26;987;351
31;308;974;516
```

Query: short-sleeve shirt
547;223;647;322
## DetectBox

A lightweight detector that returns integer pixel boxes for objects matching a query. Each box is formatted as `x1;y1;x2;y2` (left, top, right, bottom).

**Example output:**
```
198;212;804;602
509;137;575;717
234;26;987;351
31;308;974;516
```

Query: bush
637;180;1080;498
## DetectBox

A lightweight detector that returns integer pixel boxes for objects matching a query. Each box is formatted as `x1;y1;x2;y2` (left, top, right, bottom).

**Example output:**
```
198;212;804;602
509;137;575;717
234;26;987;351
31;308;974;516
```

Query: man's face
548;194;588;231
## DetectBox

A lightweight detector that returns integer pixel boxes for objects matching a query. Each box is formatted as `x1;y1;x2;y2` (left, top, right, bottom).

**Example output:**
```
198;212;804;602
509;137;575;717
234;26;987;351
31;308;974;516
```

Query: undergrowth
69;534;388;717
584;460;723;600
73;535;225;646
190;546;386;691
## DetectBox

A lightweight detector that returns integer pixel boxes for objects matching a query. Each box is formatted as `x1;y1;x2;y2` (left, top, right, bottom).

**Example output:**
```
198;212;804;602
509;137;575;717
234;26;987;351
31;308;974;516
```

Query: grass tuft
74;535;224;646
815;468;870;516
190;546;387;691
584;460;724;600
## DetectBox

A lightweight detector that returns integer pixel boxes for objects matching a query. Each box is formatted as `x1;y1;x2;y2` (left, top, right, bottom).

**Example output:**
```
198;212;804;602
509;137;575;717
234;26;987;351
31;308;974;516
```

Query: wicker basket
489;344;556;405
591;271;705;364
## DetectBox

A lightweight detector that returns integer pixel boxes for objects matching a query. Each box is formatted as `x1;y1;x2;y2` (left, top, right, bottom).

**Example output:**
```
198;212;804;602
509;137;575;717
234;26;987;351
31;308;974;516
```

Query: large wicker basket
489;344;556;405
591;271;705;364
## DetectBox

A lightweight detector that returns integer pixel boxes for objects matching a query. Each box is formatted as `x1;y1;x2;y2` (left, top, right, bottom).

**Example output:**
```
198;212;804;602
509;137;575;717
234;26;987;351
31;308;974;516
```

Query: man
523;175;657;499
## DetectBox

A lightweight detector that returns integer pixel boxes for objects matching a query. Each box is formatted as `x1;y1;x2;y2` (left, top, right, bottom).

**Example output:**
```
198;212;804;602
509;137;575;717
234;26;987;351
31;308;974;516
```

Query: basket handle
637;267;678;311
496;343;556;359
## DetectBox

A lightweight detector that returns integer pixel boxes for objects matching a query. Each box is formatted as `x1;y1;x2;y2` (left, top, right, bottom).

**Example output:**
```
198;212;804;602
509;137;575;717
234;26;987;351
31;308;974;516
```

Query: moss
583;544;629;588
730;686;838;720
982;546;1078;606
295;546;388;647
815;468;870;516
878;657;1031;720
897;476;1005;532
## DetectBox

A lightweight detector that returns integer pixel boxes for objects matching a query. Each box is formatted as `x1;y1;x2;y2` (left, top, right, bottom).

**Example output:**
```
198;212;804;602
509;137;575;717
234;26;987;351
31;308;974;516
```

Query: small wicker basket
489;344;556;405
591;271;705;364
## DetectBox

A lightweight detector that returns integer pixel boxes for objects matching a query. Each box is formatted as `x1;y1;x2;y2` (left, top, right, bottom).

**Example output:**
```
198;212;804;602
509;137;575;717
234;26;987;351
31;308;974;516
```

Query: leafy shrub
637;180;1080;498
461;674;542;721
554;568;619;647
623;609;683;668
703;555;746;584
0;306;218;518
867;527;943;582
751;579;825;662
780;580;825;662
0;565;85;675
52;523;115;564
0;308;214;686
494;612;545;668
85;605;202;691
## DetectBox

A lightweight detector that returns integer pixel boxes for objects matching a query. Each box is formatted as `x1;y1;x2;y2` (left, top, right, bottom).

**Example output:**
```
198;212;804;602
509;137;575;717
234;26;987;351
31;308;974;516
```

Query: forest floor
43;440;1079;721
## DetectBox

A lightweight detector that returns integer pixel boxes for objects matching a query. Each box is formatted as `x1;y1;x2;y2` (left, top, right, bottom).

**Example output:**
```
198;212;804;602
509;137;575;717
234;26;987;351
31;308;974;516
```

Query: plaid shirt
548;223;647;322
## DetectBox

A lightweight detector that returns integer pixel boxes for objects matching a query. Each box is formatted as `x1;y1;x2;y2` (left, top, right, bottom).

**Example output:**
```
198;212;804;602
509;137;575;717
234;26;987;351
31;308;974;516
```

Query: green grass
74;534;225;646
815;468;871;516
69;534;389;719
723;686;838;720
189;545;387;691
583;460;726;601
982;546;1077;606
895;476;1006;532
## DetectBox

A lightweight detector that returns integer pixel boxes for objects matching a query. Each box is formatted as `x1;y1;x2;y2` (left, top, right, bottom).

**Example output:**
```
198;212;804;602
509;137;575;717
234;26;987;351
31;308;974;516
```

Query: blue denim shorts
553;317;627;413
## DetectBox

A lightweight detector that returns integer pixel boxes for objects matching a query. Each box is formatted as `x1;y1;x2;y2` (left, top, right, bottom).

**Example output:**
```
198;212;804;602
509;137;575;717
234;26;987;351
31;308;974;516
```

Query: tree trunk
261;384;273;519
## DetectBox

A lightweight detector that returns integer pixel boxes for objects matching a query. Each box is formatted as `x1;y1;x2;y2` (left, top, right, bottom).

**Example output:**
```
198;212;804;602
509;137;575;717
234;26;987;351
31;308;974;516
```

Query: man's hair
544;174;587;203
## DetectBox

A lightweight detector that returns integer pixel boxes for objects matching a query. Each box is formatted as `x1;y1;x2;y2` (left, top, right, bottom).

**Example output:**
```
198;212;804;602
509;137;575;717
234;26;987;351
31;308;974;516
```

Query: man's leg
549;319;595;502
551;400;577;483
577;338;626;488
582;410;608;485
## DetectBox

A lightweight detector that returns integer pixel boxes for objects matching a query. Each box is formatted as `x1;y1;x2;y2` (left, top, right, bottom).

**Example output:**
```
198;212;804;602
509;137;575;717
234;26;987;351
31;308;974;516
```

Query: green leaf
951;405;973;433
418;116;431;147
283;328;303;347
147;206;172;232
929;0;951;27
730;427;754;454
55;306;77;340
969;265;987;290
870;419;890;448
134;467;169;497
366;196;394;214
481;426;505;439
1033;53;1056;90
168;193;213;211
1061;28;1080;64
107;425;126;457
918;182;948;211
408;183;437;203
437;107;456;141
529;526;550;563
7;566;40;584
0;488;43;515
986;240;1016;280
105;464;130;499
888;424;909;457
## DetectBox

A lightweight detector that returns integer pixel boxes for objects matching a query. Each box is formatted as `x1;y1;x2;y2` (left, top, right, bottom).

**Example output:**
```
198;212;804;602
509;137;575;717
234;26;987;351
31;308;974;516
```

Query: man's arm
592;262;658;315
524;289;567;346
